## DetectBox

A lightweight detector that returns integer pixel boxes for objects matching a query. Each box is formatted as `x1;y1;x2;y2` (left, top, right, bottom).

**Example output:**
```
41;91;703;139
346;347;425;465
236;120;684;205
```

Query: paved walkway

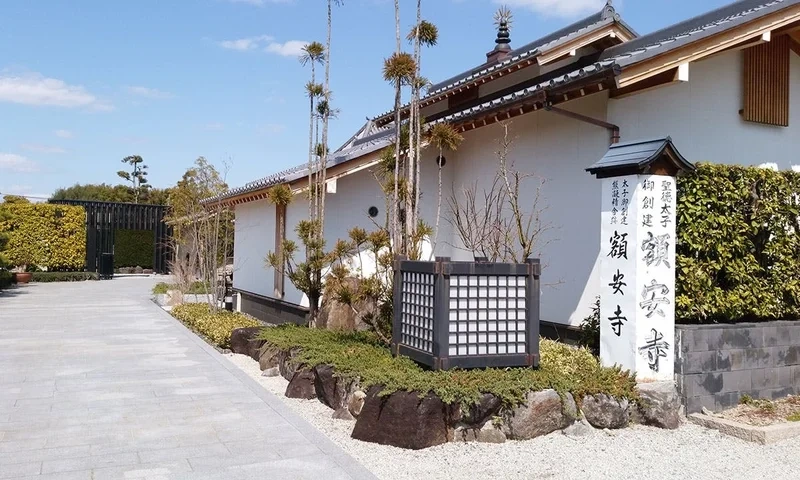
0;278;375;480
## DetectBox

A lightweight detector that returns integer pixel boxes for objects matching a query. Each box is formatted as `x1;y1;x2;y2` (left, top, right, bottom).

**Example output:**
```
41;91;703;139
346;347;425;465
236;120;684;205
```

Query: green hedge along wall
114;229;154;269
0;203;86;270
676;163;800;324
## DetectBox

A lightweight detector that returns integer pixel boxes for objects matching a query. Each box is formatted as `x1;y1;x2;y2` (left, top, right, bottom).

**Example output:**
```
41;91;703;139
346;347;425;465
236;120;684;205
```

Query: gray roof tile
586;137;695;176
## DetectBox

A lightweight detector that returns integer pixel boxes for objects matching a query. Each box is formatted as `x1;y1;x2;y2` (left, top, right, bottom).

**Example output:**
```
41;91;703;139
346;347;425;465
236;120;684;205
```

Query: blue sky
0;0;736;199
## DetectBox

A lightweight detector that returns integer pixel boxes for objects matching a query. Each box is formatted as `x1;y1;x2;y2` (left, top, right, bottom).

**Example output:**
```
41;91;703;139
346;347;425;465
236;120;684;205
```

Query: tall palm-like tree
428;122;462;255
300;42;326;220
319;0;343;237
391;0;402;252
406;9;438;242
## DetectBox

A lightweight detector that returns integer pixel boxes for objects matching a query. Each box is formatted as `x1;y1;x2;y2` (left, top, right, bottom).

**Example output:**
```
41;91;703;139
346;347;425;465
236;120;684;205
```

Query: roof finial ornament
494;5;513;47
602;0;616;18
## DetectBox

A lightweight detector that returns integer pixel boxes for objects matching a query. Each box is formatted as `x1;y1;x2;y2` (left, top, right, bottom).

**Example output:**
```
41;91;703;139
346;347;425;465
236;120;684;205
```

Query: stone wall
675;321;800;413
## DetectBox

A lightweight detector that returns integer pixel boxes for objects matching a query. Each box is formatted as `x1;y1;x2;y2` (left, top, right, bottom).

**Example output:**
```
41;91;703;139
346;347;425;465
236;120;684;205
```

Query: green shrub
114;229;154;268
0;202;85;270
786;412;800;422
30;272;98;282
677;163;800;323
171;303;260;349
256;326;637;407
0;270;11;289
152;281;211;295
578;297;600;355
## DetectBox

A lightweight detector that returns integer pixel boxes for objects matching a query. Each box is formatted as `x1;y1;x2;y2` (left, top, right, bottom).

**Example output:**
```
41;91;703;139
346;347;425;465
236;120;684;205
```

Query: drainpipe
544;103;620;145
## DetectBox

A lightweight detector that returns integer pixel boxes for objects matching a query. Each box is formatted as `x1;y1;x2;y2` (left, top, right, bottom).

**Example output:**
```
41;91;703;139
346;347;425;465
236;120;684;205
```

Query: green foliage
578;297;600;356
786;412;800;422
171;304;261;349
676;163;800;323
51;183;170;205
114;229;154;268
0;270;11;289
257;326;637;407
117;236;152;268
117;155;149;203
0;202;86;270
407;20;439;47
267;184;293;206
30;272;98;282
152;281;209;295
382;52;417;87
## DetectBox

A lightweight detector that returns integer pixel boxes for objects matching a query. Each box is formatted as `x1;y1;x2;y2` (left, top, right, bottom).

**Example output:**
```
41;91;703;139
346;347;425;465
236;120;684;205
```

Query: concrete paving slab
0;279;376;479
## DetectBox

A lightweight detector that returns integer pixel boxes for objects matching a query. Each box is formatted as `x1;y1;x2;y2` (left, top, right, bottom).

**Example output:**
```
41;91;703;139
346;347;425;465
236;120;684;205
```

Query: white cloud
21;144;66;154
125;86;173;99
219;35;273;51
264;40;307;57
0;73;113;110
0;153;39;173
500;0;605;18
55;129;73;139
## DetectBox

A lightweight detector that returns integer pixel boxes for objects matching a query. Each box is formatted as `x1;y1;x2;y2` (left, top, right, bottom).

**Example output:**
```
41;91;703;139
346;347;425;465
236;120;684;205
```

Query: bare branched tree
447;121;553;264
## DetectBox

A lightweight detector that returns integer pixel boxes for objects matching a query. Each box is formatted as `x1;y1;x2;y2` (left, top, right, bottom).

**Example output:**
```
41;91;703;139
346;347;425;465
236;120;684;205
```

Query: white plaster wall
609;50;800;169
445;93;611;326
232;198;275;297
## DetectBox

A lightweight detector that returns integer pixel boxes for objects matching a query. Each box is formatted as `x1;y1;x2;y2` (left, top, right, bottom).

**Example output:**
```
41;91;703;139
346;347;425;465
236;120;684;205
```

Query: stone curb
146;298;379;480
688;413;800;444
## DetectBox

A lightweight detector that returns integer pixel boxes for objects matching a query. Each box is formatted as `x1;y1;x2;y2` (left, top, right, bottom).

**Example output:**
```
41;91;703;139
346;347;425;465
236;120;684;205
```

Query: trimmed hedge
677;164;800;323
153;281;210;295
0;270;11;289
30;271;98;282
114;229;154;268
0;203;85;270
257;326;637;407
171;303;260;349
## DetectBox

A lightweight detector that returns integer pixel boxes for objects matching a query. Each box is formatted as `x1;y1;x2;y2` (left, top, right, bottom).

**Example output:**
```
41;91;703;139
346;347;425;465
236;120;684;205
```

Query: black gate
49;200;172;274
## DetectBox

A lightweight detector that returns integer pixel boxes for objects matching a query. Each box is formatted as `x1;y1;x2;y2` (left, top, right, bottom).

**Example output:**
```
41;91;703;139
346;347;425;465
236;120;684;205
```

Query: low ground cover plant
152;281;210;295
30;272;98;282
171;303;260;349
257;325;637;407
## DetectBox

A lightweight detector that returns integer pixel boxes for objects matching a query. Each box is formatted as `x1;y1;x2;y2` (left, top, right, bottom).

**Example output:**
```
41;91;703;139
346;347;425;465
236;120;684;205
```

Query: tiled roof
600;0;798;66
586;137;694;175
430;61;619;125
372;4;632;122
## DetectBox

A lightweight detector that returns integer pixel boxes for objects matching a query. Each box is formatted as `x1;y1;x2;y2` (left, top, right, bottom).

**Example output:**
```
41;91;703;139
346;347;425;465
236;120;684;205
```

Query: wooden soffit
616;5;800;89
538;25;634;66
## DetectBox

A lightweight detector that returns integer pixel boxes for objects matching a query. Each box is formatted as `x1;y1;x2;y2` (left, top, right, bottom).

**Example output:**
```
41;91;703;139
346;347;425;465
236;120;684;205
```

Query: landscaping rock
230;327;264;361
348;390;367;418
285;370;317;399
278;347;302;381
500;389;574;440
635;382;681;430
462;393;502;426
332;407;355;421
563;418;597;438
134;266;144;274
142;269;153;274
261;367;280;377
313;364;359;410
258;343;281;370
582;394;630;429
453;421;506;444
318;277;375;331
351;386;457;449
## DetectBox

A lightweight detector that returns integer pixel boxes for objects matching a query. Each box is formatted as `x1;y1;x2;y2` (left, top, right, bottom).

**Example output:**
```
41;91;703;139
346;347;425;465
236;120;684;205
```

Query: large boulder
634;382;681;430
461;393;502;427
317;277;376;331
278;347;303;381
351;386;458;449
582;394;630;429
313;364;360;410
501;390;576;440
285;370;317;399
229;327;264;361
258;343;281;371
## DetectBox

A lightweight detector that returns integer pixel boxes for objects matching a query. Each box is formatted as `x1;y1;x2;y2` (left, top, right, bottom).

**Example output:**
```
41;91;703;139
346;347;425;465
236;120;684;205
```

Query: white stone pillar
600;174;676;380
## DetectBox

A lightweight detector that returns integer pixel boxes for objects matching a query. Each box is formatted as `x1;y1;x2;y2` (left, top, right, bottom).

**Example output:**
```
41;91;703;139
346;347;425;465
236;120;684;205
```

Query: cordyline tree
267;1;342;328
167;157;232;308
427;122;463;253
117;155;149;203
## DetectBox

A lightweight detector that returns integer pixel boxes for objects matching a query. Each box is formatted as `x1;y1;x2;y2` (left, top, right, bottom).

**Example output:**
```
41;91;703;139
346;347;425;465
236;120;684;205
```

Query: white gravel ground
226;353;800;480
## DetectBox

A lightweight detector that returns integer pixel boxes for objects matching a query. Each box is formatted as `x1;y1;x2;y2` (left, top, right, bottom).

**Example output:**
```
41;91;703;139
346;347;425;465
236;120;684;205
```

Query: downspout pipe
544;103;620;145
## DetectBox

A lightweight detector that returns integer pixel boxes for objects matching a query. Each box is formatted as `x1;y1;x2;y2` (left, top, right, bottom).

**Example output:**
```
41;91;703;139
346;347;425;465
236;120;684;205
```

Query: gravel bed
226;353;800;480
